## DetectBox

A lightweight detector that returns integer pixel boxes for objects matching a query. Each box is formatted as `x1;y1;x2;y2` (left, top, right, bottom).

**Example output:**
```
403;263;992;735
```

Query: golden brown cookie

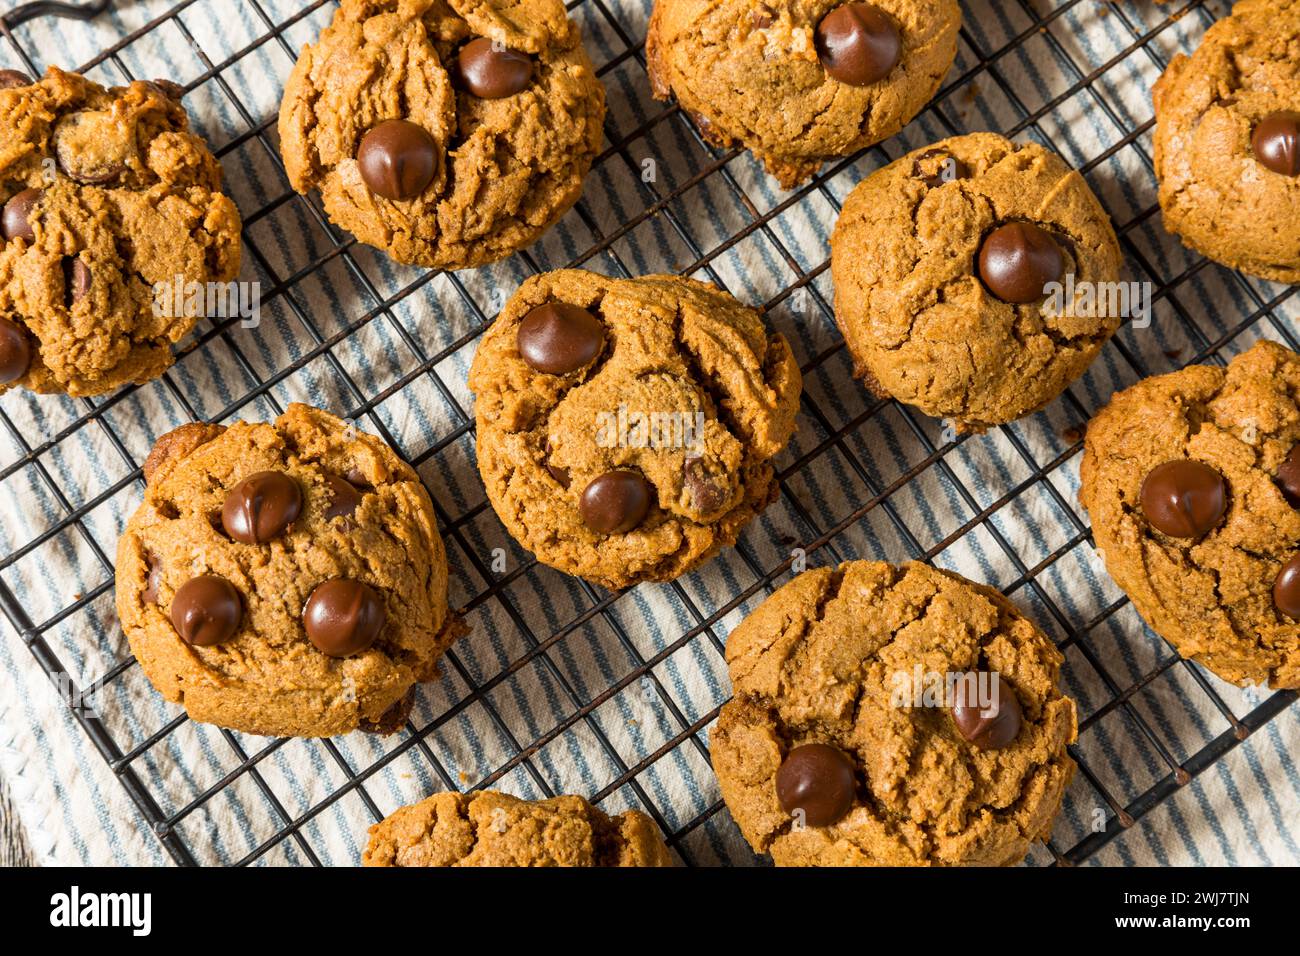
362;790;673;866
831;133;1124;431
278;0;605;270
647;1;960;188
1152;0;1300;283
468;269;802;590
115;403;463;738
712;560;1077;866
0;67;241;396
1080;341;1300;689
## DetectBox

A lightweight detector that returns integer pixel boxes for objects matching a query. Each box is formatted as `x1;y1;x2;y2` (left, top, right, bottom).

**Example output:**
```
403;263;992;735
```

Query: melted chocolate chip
356;119;438;201
912;148;970;187
170;574;242;646
579;470;652;534
0;70;32;90
1139;460;1228;539
323;474;364;522
221;471;303;544
1273;554;1300;620
542;440;571;488
53;110;134;184
344;466;372;489
0;317;31;384
951;673;1022;750
63;256;91;306
359;687;415;734
303;579;385;657
977;222;1064;303
457;37;534;99
1277;444;1300;508
2;188;40;242
142;553;163;605
775;743;856;827
516;302;605;375
1252;111;1300;177
683;454;729;514
814;3;901;87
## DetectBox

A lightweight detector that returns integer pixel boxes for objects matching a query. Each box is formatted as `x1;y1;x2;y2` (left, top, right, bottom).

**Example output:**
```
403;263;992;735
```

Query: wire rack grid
0;0;1296;867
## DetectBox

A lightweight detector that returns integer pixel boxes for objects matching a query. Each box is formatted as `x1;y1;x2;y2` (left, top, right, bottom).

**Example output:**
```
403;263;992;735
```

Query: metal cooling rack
0;0;1296;867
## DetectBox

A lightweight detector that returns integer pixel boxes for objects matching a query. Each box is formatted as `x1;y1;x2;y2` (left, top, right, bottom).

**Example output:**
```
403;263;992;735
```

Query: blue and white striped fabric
0;0;1297;866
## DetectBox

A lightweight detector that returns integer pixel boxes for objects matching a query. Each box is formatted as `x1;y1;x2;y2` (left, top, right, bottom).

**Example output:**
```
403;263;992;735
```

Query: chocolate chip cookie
1152;0;1300;283
1080;340;1300;689
362;790;673;866
468;270;802;589
712;560;1078;866
831;133;1124;431
647;1;960;188
278;0;605;271
115;403;464;738
0;67;241;396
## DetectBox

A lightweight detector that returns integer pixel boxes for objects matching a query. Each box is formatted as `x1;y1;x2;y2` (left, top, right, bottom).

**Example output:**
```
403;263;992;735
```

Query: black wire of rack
0;0;1294;867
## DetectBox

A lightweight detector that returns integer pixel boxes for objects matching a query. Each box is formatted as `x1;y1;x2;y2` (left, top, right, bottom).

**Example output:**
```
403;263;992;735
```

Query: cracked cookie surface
647;0;960;188
712;560;1077;866
1080;341;1300;689
468;269;802;590
830;133;1123;431
363;789;673;866
0;67;241;396
278;0;605;271
1152;0;1300;283
115;403;462;738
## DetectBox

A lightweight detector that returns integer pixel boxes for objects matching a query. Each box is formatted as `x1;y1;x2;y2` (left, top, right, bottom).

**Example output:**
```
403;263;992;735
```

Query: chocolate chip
1252;111;1300;177
579;470;652;534
0;70;32;90
1277;444;1300;508
142;553;163;604
221;470;303;544
205;508;224;534
0;317;30;384
63;256;91;306
170;574;242;647
751;4;776;29
952;673;1022;750
344;466;372;489
359;687;415;735
912;148;970;187
542;440;570;488
977;222;1064;304
53;110;134;184
1273;554;1300;619
356;119;438;201
456;37;534;99
303;579;385;657
775;743;856;827
517;302;605;375
814;3;901;87
683;454;729;514
2;188;40;241
1140;460;1228;539
323;473;364;522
